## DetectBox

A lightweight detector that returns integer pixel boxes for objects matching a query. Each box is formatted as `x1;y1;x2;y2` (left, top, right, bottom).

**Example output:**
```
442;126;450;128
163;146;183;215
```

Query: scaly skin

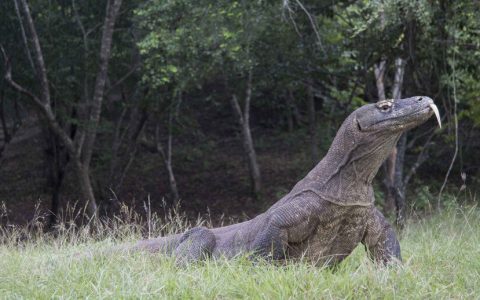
128;96;438;265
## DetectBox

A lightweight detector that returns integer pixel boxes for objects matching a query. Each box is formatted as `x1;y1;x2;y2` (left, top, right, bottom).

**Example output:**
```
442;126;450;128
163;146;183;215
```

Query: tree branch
1;46;77;157
12;0;35;73
403;128;437;188
18;0;50;105
230;94;244;126
81;0;123;166
105;63;140;95
244;69;253;125
1;46;44;110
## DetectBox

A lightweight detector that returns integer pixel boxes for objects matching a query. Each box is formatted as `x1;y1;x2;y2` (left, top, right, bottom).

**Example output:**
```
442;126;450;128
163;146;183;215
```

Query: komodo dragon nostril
417;97;423;101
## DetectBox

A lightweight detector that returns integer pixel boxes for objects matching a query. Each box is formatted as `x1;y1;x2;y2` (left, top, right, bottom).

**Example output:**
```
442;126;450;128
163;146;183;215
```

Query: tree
136;0;269;197
2;0;123;219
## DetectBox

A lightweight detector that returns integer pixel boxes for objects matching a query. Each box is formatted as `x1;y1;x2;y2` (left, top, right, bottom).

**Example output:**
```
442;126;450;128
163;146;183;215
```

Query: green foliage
135;0;266;91
411;184;463;211
346;0;433;60
442;1;480;126
411;185;434;211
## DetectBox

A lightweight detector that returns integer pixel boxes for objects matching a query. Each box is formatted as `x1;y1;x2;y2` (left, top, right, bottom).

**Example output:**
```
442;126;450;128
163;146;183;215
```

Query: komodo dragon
122;96;441;266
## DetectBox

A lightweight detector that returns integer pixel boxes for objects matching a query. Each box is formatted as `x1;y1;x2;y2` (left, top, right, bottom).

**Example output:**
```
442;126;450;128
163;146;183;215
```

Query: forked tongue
429;103;442;128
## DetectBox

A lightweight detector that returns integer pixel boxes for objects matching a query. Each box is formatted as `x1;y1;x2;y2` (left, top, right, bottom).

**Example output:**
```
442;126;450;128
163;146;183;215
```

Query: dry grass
0;202;479;299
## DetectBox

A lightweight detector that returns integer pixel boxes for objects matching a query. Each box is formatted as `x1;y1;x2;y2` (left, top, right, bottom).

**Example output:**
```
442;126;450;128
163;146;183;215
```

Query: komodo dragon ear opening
356;117;363;131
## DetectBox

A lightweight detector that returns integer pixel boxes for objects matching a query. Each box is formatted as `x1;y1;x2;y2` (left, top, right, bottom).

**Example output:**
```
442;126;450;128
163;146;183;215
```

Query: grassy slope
0;207;479;299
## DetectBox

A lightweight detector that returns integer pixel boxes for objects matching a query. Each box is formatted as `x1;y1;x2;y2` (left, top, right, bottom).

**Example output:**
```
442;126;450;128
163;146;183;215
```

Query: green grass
0;206;479;299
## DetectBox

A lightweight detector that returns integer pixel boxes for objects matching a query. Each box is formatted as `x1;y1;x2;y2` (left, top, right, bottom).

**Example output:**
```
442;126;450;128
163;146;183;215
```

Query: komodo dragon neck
287;97;440;207
294;113;402;206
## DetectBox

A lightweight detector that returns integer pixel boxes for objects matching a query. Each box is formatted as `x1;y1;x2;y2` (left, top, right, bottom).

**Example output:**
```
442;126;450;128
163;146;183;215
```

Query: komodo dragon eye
376;100;393;112
380;104;390;111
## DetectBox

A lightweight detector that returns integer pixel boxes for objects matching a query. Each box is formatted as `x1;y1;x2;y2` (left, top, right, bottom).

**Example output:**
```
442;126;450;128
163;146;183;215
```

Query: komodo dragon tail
75;234;183;260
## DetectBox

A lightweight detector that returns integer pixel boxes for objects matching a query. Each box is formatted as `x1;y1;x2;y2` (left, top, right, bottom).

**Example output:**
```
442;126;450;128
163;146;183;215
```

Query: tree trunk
382;148;397;214
394;133;407;228
374;58;406;218
76;0;122;216
0;85;7;157
307;79;318;165
46;130;69;228
242;114;262;197
0;83;10;144
392;58;405;99
48;176;62;227
291;92;303;127
165;161;179;203
155;116;180;202
374;60;395;214
374;60;387;100
80;0;123;167
75;159;98;218
391;58;406;227
107;38;144;200
229;70;262;197
285;92;294;132
113;111;148;194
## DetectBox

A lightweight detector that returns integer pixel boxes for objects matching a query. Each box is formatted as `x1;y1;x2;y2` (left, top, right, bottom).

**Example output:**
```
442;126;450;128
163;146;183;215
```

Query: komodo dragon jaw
114;96;440;267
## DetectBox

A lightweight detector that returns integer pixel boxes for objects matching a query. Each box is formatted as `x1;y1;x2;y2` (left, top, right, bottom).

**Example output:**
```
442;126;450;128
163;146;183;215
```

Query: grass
0;205;479;299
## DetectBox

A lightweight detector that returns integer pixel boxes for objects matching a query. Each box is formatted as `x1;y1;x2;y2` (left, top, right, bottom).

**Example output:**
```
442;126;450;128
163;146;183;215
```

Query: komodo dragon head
310;96;441;205
355;96;441;133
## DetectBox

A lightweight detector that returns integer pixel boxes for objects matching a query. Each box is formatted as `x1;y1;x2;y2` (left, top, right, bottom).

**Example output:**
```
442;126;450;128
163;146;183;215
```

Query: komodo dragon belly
287;205;370;265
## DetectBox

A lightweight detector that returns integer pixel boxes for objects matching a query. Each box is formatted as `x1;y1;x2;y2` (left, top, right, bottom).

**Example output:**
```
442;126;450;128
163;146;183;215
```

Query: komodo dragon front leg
250;193;322;260
362;208;402;264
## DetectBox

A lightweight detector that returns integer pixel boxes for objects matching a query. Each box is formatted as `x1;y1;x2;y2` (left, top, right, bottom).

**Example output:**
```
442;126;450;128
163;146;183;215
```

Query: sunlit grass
0;205;479;299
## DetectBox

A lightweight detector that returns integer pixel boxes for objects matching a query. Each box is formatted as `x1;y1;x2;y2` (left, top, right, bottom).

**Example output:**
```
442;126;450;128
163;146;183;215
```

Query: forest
1;0;478;227
0;0;479;298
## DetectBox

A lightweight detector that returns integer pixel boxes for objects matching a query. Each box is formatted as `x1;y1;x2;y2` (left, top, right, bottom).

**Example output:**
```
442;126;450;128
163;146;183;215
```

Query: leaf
167;65;178;74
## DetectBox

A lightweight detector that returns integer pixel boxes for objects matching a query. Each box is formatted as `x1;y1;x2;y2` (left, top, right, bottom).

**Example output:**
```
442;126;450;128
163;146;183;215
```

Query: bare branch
18;0;51;105
12;0;35;73
105;63;140;94
244;69;253;125
1;45;44;110
282;0;302;38
438;51;459;207
294;0;324;51
403;131;436;187
72;0;87;48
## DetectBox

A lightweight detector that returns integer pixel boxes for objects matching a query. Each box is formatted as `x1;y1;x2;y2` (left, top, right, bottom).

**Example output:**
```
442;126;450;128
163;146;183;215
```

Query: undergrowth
0;202;479;299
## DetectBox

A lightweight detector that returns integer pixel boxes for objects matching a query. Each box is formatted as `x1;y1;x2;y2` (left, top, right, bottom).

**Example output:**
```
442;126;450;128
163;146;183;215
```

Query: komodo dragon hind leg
173;226;216;266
